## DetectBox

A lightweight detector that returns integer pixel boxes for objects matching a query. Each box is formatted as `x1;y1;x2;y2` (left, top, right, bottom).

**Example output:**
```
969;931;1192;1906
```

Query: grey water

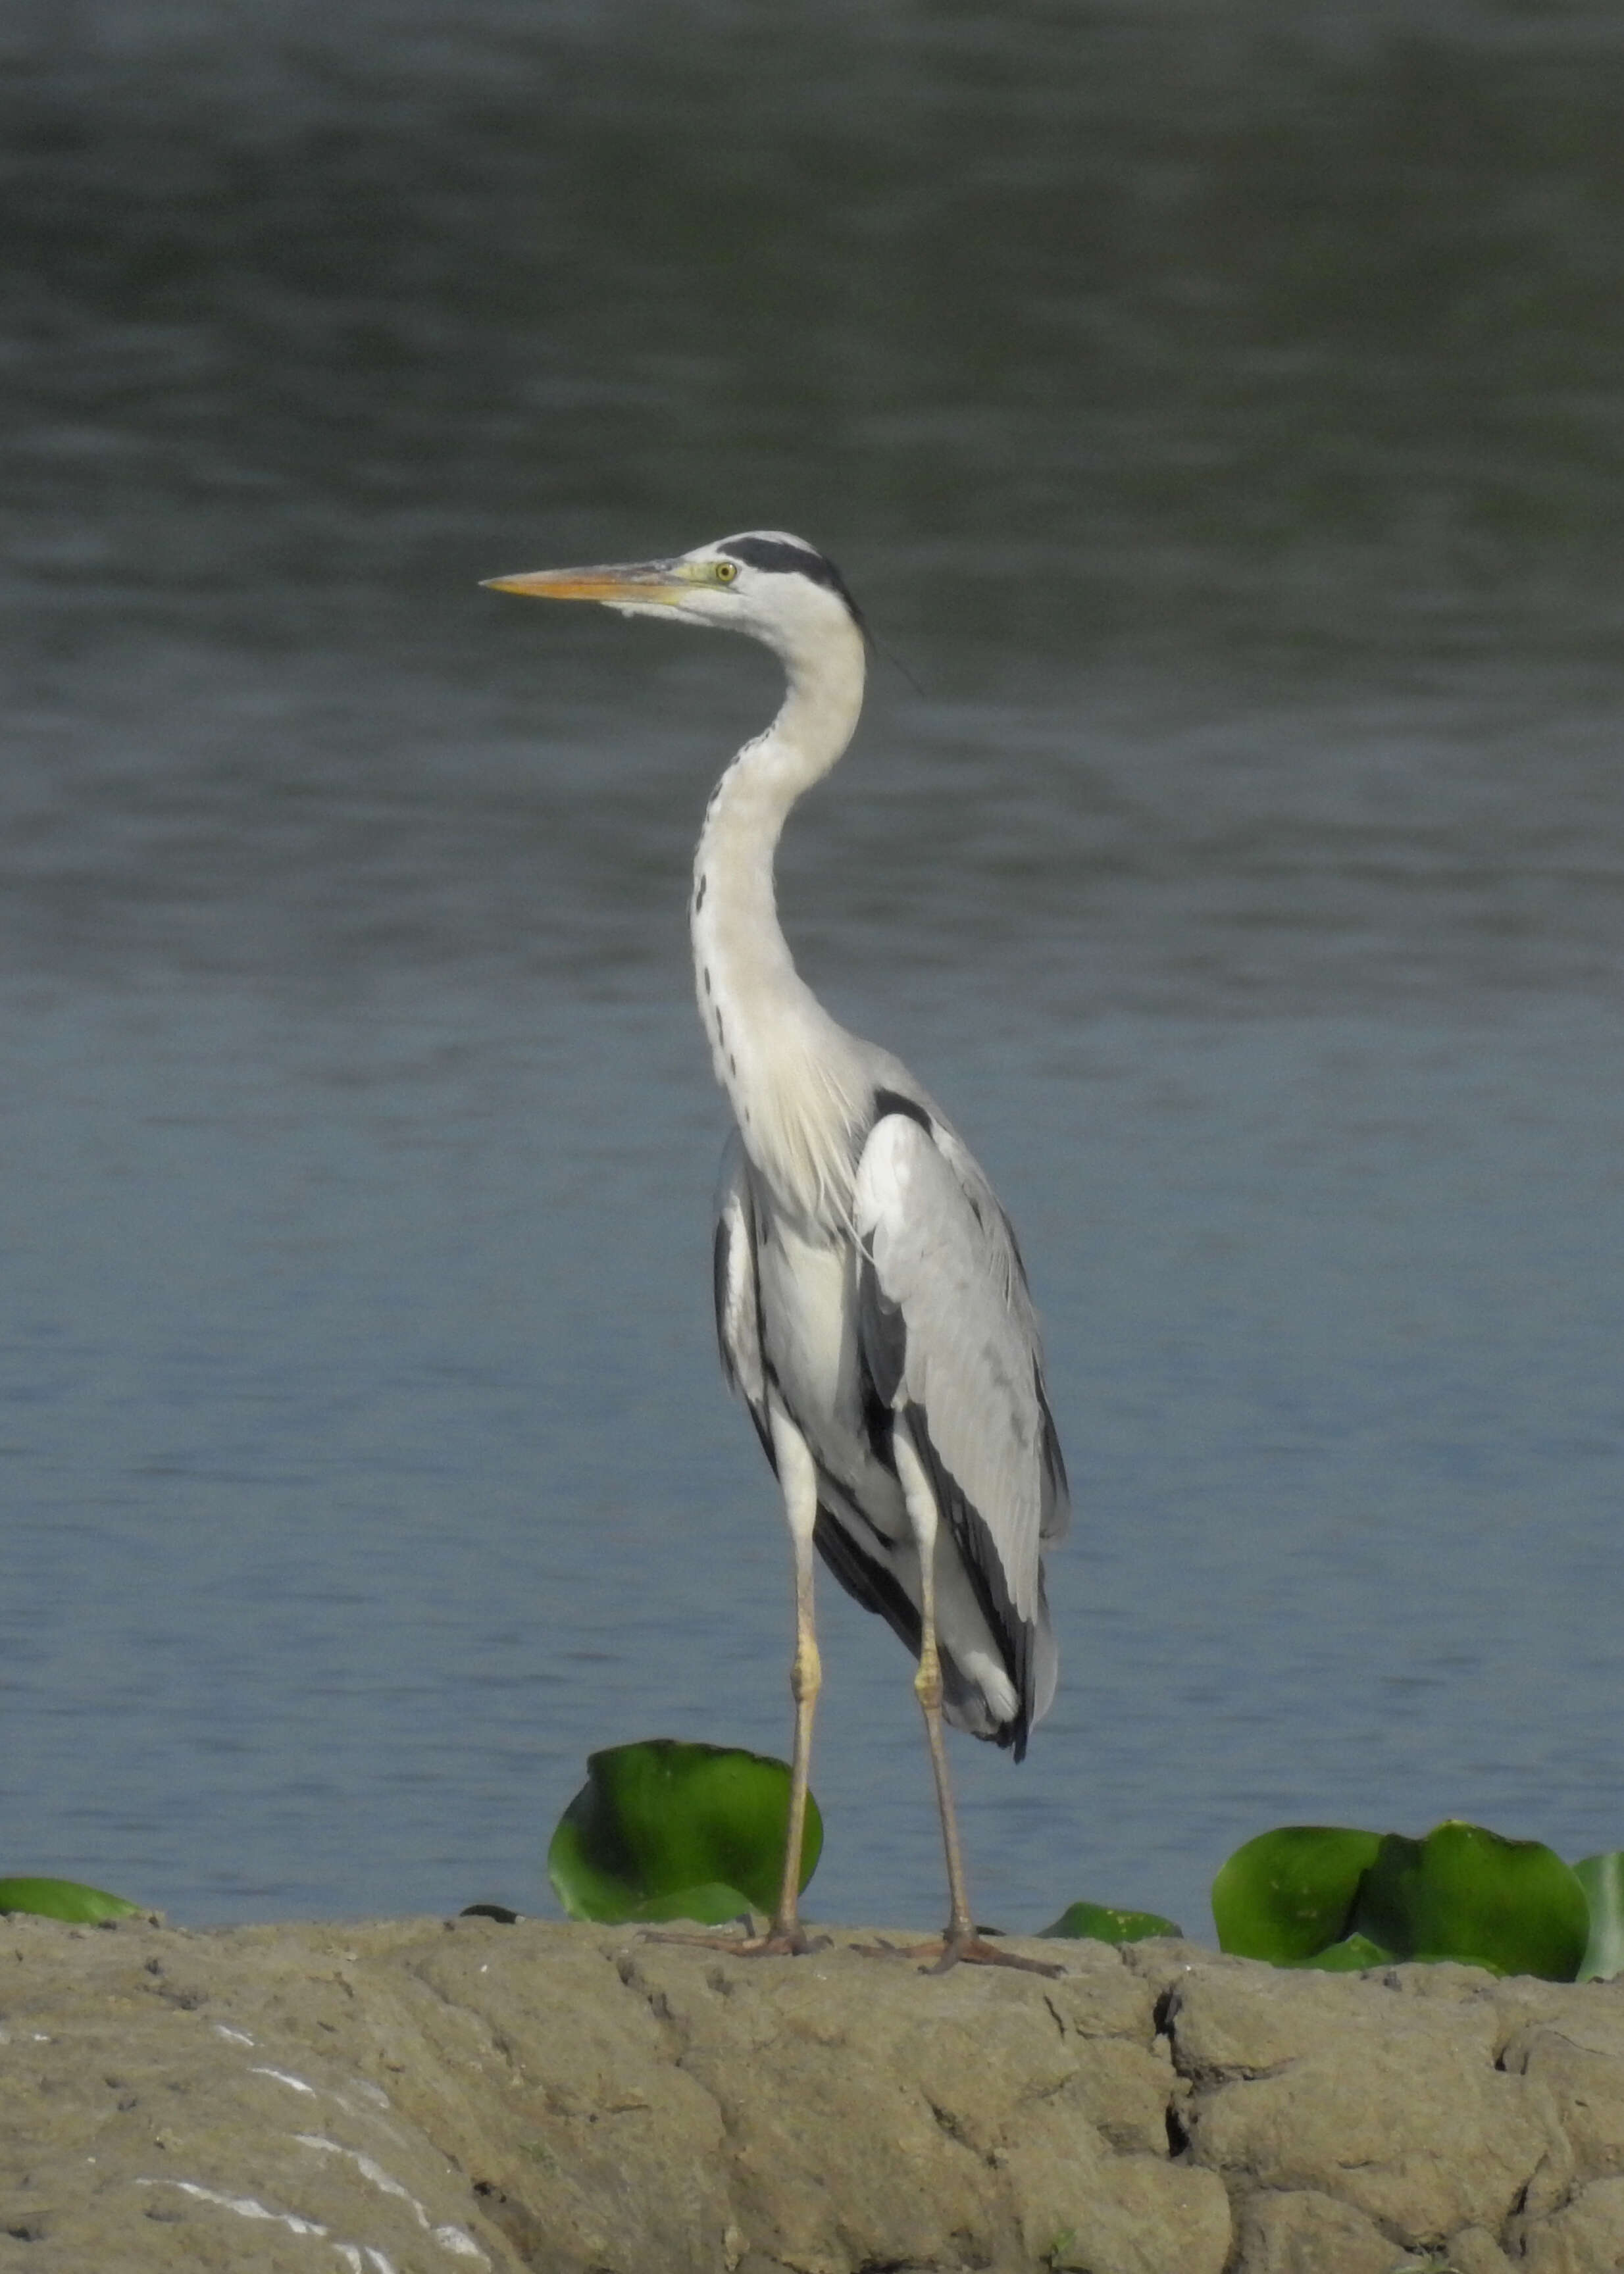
3;0;1623;1947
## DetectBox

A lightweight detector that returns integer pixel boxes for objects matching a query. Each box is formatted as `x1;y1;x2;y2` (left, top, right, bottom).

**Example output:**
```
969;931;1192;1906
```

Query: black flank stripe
813;1507;922;1659
711;1209;734;1384
857;1251;907;1413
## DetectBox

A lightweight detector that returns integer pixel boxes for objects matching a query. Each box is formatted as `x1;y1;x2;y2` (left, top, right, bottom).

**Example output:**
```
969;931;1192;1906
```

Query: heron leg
870;1427;1061;1979
642;1404;826;1961
767;1402;823;1947
895;1428;975;1940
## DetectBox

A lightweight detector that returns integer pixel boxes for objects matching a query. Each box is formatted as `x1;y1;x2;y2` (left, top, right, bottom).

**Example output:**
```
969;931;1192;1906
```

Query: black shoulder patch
718;536;865;628
872;1086;932;1134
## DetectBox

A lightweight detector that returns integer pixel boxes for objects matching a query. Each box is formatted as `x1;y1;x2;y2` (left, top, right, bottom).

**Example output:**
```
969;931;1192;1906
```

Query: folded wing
854;1109;1068;1753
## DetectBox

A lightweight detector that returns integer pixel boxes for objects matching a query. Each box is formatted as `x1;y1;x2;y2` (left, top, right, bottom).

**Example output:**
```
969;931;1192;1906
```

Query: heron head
483;530;865;664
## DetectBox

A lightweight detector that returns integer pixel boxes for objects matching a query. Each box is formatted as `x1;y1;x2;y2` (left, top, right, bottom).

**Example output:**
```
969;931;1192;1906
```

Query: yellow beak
480;561;690;605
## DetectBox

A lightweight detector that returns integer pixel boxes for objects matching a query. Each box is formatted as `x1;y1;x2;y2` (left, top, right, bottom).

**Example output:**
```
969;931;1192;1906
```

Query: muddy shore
4;1912;1623;2271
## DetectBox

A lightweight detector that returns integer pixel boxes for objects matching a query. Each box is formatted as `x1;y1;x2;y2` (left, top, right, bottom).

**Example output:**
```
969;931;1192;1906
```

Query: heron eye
713;560;738;584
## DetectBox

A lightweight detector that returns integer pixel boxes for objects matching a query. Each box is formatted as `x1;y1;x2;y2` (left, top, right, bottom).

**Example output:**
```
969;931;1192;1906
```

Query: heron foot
640;1922;831;1959
859;1931;1064;1979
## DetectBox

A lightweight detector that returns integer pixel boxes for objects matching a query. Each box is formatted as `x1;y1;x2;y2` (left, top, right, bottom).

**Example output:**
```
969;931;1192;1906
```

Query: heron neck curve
690;620;869;1226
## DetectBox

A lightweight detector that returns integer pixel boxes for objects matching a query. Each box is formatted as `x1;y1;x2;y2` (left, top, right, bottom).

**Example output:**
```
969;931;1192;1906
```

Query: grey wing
713;1135;773;1465
854;1111;1069;1750
926;1117;1070;1548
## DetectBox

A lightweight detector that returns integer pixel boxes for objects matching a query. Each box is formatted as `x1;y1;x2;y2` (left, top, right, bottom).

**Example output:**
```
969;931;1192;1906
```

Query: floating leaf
1575;1853;1624;1983
621;1882;757;1927
1287;1933;1394;1972
1211;1827;1384;1963
1348;1832;1426;1959
0;1877;143;1924
1040;1901;1182;1944
547;1740;820;1926
1354;1823;1588;1981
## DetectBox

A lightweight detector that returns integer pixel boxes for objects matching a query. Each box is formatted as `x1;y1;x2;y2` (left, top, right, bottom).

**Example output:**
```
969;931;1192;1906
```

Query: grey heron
486;532;1068;1971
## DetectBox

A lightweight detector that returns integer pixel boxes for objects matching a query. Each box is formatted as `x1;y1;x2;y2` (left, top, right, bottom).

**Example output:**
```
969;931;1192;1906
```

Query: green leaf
1573;1853;1624;1983
1348;1832;1427;1958
1354;1822;1588;1981
621;1882;757;1926
1211;1826;1384;1963
547;1740;821;1926
0;1877;144;1924
1286;1932;1395;1972
1039;1901;1182;1944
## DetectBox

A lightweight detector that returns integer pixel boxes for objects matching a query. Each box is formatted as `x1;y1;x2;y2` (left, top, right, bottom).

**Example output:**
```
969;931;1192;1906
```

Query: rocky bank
4;1911;1624;2272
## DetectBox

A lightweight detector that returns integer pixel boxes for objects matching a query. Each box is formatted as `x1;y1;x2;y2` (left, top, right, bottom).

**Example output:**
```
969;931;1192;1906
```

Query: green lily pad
1211;1826;1384;1963
0;1877;144;1924
1348;1831;1427;1958
1286;1932;1395;1972
1355;1822;1588;1981
1575;1853;1624;1983
620;1882;758;1926
1039;1901;1182;1944
547;1740;821;1926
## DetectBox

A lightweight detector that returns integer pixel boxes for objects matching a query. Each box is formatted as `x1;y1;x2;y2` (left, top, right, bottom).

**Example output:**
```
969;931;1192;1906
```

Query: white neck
690;616;869;1226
